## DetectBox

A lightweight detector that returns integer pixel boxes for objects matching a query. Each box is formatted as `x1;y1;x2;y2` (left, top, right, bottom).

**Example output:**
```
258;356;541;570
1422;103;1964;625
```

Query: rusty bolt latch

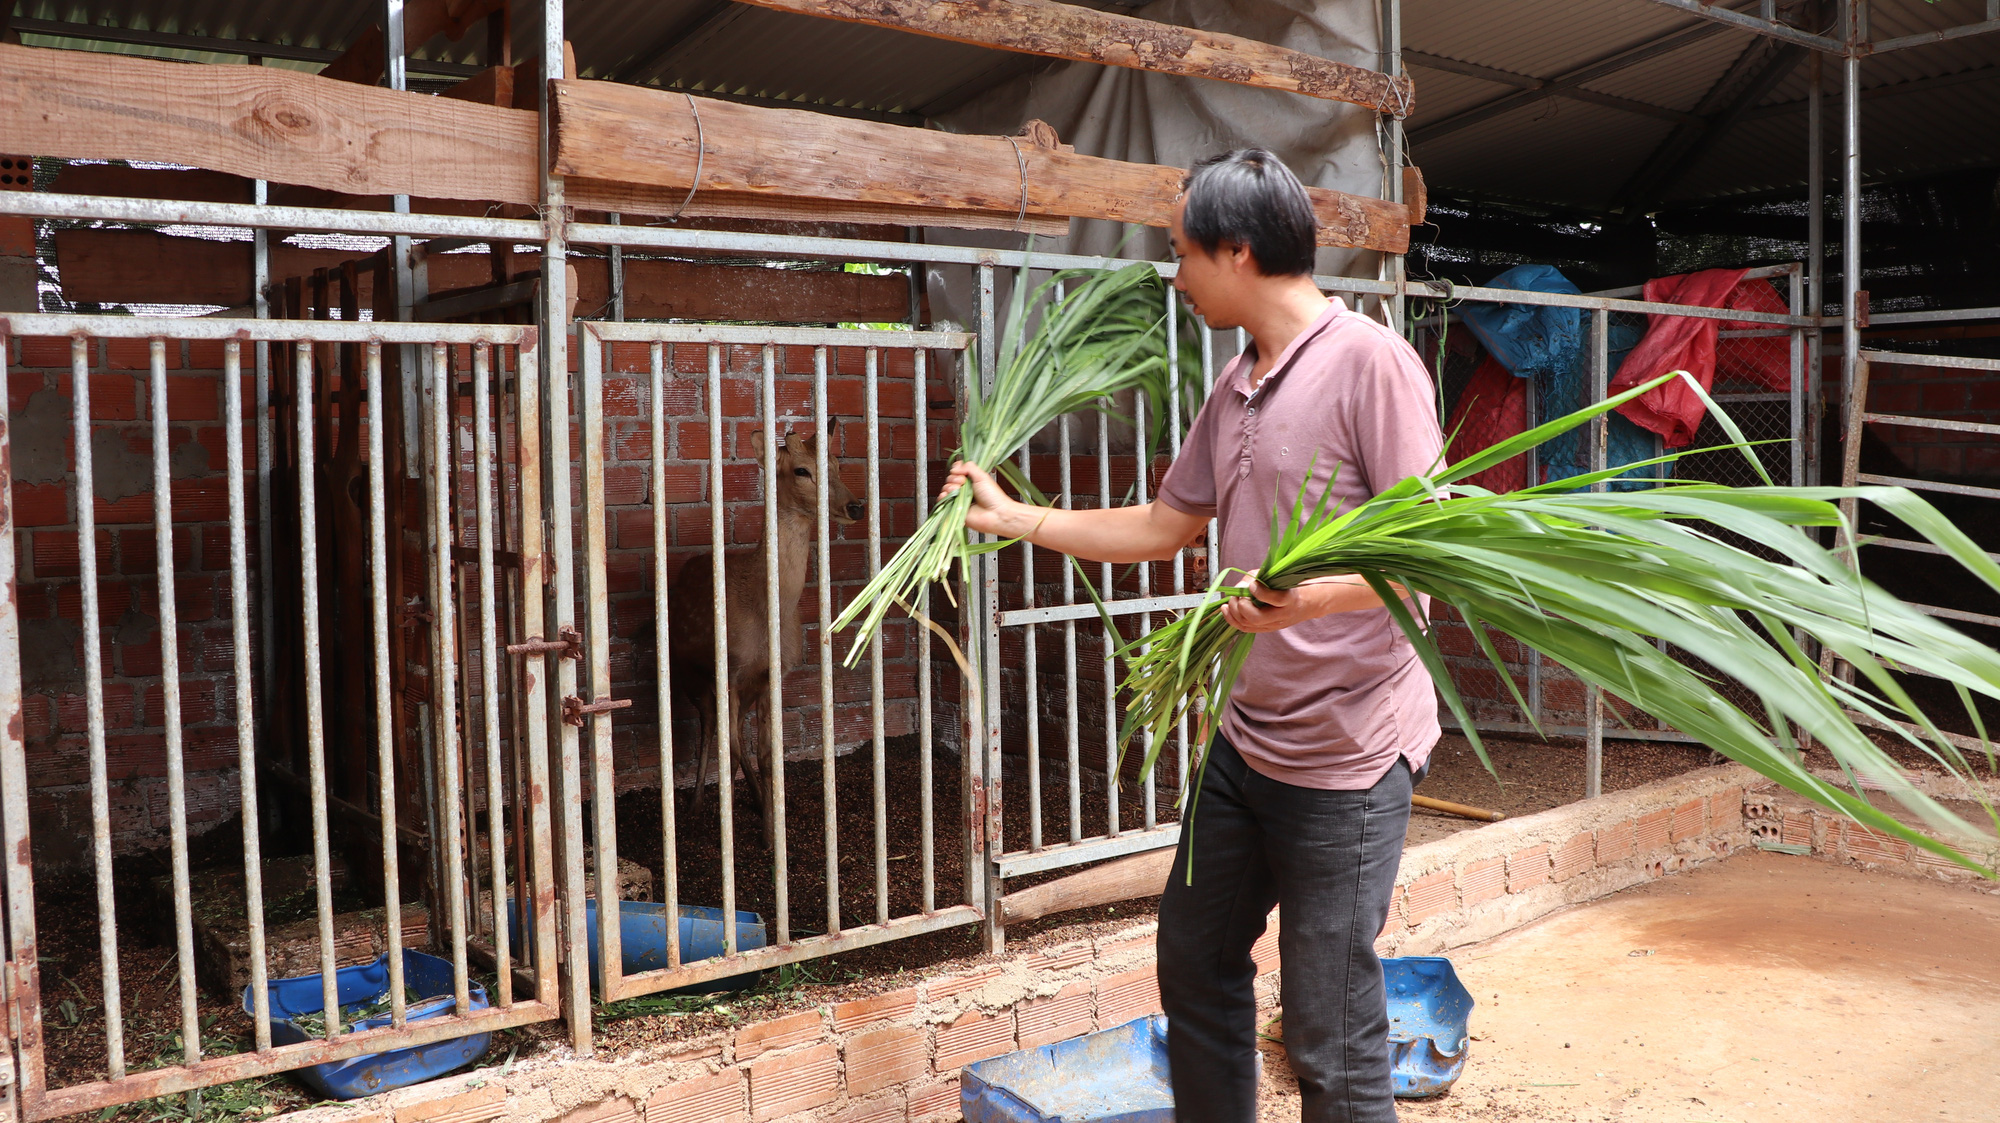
507;624;583;660
562;694;633;727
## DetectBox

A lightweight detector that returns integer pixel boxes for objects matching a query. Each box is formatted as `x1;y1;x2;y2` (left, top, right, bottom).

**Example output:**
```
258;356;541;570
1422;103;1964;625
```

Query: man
941;149;1442;1122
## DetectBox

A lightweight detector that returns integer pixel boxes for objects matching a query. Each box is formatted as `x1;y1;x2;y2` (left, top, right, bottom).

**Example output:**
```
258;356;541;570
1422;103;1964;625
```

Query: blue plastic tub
1385;955;1475;1098
509;899;766;994
245;950;490;1100
962;1016;1175;1123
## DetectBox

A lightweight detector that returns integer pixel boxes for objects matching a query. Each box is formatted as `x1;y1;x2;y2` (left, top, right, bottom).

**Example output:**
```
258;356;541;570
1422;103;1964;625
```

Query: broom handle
1412;793;1505;822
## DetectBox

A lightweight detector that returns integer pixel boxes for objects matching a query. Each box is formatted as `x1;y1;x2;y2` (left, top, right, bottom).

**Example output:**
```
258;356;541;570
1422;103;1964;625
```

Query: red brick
750;1041;838;1121
735;1008;823;1060
1846;825;1913;865
844;1023;927;1097
906;1077;960;1122
1402;870;1456;925
825;1093;905;1123
559;1097;639;1123
926;965;1000;1000
1016;980;1094;1049
1550;832;1595;882
1024;942;1093;973
1596;819;1637;863
1670;798;1706;842
647;1068;745;1123
1781;813;1814;848
1379;886;1402;936
1636;808;1672;853
1095;932;1156;962
1250;926;1281;975
1506;844;1550;893
934;1009;1014;1072
1095;967;1162;1029
395;1085;504;1123
1707;787;1743;830
1458;858;1506;905
833;985;921;1031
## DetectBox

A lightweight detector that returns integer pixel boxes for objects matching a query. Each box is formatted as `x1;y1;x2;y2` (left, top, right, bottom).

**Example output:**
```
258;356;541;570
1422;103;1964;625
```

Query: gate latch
508;624;583;660
563;694;633;727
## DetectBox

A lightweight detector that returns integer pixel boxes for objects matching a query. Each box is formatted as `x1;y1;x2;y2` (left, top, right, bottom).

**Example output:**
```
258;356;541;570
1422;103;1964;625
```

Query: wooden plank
319;0;508;86
440;65;516;107
567;179;1071;237
733;0;1414;115
551;81;1413;252
0;42;539;203
997;847;1175;926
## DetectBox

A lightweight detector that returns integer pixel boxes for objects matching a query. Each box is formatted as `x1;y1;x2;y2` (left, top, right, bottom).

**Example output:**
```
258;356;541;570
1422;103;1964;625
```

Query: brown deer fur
667;431;860;828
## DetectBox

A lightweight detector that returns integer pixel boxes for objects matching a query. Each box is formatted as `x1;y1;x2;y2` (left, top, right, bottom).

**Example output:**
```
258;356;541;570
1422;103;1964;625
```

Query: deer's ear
786;431;816;455
749;430;767;458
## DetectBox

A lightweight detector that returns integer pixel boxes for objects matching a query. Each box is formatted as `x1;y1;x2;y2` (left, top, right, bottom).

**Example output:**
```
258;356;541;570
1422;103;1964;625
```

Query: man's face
1168;196;1247;330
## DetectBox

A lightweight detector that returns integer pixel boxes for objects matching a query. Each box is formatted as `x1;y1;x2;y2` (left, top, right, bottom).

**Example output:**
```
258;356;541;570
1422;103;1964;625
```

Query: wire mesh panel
570;322;982;1001
0;315;561;1121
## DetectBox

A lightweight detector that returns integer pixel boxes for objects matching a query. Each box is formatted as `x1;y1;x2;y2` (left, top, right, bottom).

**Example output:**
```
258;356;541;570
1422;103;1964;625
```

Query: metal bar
994;827;1182;879
70;338;125;1076
1808;50;1825;498
999;594;1207;627
1790;265;1805;487
866;348;889;927
914;347;936;912
1842;42;1862;411
579;321;973;348
977;266;1004;954
291;341;341;1037
1441;721;1701;745
1859;412;2000;437
576;328;623;999
1021;427;1041;852
1855;349;2000;373
1868;306;2000;326
1857;535;2000;565
588;906;982;999
1165;288;1187;803
473;344;510;1006
1586;310;1607;800
430;344;472;1017
1636;0;1844;51
365;344;406;1028
0;192;541;242
1872;17;2000;52
1523;369;1541;718
253;184;276;872
24;1003;561;1121
1857;473;2000;501
1585;262;1801;299
514;336;561;1005
814;346;840;936
1059;410;1081;846
0;330;32;1114
653;342;681;968
1382;0;1406;331
0;313;530;346
1899;602;2000;629
608;214;626;322
708;344;737;955
147;336;203;1074
1133;350;1154;831
762;345;789;943
1098;404;1117;840
222;341;273;1047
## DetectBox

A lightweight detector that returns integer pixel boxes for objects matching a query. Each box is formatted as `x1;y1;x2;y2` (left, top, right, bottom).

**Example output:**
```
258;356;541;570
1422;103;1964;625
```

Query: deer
666;430;861;838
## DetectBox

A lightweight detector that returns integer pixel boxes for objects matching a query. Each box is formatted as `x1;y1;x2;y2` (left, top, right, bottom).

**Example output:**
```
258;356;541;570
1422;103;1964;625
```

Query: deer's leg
690;688;716;823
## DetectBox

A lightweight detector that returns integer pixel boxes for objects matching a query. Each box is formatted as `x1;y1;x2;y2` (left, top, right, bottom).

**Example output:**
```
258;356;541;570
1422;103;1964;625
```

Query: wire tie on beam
671;92;707;223
1004;135;1030;234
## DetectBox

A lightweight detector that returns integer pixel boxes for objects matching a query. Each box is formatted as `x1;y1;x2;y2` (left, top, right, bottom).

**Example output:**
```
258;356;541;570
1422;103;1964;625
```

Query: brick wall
8;335;252;867
1849;357;2000;479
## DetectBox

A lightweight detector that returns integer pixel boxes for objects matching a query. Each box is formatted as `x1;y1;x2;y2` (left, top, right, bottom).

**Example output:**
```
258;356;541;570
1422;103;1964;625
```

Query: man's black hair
1178;149;1318;277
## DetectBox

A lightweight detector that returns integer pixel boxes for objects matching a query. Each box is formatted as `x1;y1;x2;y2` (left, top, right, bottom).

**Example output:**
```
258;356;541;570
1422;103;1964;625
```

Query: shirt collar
1226;297;1348;399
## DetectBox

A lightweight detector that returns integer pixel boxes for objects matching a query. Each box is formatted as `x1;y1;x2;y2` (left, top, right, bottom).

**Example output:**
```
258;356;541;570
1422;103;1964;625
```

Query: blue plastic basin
246;949;490;1100
962;1016;1175;1123
1385;955;1475;1098
509;899;766;994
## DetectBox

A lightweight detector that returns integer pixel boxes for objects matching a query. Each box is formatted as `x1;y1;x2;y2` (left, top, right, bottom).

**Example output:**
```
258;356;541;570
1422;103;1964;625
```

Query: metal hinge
506;624;583;661
562;694;633;727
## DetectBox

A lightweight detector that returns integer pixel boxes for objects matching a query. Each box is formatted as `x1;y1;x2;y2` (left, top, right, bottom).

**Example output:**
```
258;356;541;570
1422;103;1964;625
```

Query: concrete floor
1257;852;2000;1123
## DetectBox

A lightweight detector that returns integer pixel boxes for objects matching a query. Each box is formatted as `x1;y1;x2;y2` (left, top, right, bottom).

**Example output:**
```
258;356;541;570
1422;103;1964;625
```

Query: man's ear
1226;240;1257;273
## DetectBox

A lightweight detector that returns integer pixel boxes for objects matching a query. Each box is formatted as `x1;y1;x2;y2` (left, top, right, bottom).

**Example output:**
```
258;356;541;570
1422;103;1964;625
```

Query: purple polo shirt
1157;298;1443;790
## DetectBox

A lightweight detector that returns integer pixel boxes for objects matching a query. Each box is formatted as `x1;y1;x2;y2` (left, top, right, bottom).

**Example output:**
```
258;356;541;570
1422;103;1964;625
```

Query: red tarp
1608;268;1793;448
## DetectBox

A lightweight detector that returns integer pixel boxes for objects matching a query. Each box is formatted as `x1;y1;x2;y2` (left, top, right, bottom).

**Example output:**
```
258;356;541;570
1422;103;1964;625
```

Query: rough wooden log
551;80;1414;252
1403;165;1427;226
733;0;1414;115
998;846;1176;926
0;42;539;203
566;180;1071;236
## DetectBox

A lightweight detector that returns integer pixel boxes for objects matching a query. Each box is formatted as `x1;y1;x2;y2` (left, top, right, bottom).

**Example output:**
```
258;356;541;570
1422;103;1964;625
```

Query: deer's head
756;430;862;525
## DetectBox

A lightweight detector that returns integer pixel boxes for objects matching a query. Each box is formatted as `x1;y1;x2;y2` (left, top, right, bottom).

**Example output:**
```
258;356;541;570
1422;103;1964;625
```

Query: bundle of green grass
842;265;2000;871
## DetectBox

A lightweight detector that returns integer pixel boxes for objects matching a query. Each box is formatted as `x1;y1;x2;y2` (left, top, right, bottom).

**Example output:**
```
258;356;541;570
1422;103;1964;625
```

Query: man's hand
941;461;1034;539
1220;572;1408;633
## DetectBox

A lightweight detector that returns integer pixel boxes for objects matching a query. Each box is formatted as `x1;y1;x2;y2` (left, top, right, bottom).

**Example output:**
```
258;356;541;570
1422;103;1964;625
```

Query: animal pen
0;0;1997;1120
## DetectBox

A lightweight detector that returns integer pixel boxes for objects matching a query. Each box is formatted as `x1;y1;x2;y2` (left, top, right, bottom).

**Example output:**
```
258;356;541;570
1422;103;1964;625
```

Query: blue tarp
1460;264;1664;490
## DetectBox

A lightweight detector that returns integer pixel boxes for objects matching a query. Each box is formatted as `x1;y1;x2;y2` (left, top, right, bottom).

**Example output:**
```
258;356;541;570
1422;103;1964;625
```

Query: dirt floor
1257;853;2000;1122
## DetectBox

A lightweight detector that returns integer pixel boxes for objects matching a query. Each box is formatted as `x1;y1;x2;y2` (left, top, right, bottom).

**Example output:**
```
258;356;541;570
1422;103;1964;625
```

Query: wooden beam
732;0;1414;115
319;0;508;86
551;80;1414;253
54;228;914;322
439;64;515;107
998;847;1175;926
566;179;1071;237
1;42;539;204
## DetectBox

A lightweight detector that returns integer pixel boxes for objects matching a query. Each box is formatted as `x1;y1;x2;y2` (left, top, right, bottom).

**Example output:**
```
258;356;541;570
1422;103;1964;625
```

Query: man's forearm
990;501;1198;564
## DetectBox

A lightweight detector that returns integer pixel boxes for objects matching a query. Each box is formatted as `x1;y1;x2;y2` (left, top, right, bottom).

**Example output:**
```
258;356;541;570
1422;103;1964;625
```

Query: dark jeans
1157;735;1415;1123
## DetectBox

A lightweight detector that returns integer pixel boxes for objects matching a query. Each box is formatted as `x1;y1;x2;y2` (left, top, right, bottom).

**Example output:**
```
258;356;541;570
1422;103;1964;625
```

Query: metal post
608;214;625;322
386;0;418;472
1841;2;1863;409
1806;49;1825;488
0;327;44;1108
1586;310;1608;799
975;264;1004;954
1381;0;1407;331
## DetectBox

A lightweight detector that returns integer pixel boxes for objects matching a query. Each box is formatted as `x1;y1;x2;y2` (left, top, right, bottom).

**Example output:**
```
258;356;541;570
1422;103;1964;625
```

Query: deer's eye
793;467;812;478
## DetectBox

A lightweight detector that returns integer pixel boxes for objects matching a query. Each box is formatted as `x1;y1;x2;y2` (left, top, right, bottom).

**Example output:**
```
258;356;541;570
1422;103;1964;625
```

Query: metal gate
0;314;564;1119
566;321;982;1013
